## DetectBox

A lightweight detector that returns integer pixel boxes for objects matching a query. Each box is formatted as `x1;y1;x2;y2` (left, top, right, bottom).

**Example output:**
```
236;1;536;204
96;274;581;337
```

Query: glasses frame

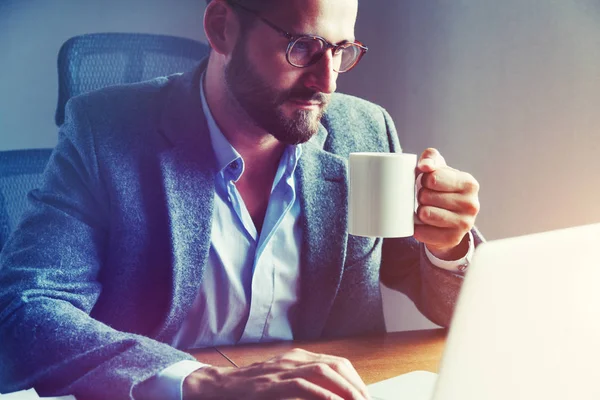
228;1;368;73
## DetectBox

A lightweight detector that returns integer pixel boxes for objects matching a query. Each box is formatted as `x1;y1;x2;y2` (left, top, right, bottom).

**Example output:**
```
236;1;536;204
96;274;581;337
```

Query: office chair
55;32;210;126
0;149;53;250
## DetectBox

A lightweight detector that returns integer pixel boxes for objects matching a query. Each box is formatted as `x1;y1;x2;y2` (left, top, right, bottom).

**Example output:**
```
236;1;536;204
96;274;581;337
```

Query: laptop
370;223;600;400
434;222;600;400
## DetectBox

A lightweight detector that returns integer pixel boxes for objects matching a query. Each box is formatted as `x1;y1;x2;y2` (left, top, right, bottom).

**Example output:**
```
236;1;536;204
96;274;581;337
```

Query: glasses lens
289;37;325;67
288;37;365;72
338;44;362;72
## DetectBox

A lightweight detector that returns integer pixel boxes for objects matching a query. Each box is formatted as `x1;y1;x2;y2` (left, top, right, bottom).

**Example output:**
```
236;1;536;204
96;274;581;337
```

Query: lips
290;99;323;107
286;89;329;108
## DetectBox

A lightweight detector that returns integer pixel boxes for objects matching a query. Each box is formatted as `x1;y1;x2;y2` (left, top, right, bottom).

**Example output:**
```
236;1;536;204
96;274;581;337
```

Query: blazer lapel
153;62;217;342
152;62;351;342
294;125;349;340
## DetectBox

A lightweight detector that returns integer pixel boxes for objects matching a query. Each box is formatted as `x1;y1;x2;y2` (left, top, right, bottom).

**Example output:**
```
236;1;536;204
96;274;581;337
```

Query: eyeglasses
229;1;368;73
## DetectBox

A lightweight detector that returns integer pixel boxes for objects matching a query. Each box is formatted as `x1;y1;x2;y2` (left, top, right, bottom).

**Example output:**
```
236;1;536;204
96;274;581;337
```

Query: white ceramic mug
348;152;418;238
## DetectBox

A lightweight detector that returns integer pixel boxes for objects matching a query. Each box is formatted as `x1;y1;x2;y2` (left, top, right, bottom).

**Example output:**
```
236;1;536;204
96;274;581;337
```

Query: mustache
285;88;331;105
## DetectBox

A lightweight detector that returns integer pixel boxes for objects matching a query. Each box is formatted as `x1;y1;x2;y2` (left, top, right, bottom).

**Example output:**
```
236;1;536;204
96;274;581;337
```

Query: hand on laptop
182;348;371;400
414;148;480;261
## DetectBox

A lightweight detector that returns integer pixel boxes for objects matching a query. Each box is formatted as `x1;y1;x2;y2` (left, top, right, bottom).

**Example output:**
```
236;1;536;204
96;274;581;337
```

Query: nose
303;49;338;94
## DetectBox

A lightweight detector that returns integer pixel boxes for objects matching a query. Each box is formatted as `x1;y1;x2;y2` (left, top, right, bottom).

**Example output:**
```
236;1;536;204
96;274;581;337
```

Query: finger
417;205;459;229
413;223;469;249
283;363;367;400
421;168;479;194
288;350;369;400
418;188;480;216
323;356;370;400
417;148;447;172
271;377;344;400
417;205;475;231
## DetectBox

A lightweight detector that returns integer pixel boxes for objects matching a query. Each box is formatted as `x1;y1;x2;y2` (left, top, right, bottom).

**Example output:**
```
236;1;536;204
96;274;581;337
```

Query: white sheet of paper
367;370;438;400
0;388;76;400
0;389;39;399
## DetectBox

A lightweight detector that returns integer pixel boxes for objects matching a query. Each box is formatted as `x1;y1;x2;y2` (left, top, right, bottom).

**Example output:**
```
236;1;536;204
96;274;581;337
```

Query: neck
204;57;286;169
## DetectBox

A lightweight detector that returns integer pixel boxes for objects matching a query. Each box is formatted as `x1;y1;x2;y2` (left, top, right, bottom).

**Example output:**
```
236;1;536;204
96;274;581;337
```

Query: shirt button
229;161;238;170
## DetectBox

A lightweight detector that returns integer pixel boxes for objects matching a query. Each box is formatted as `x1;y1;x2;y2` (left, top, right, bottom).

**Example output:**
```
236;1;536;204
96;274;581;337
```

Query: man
0;0;482;398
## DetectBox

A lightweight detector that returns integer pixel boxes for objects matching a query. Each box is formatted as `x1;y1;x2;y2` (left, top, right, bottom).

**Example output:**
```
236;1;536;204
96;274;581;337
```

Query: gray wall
2;1;600;331
344;0;600;331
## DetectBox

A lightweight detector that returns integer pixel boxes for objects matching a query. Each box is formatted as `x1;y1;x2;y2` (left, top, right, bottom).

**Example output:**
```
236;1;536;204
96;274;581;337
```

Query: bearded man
0;0;482;398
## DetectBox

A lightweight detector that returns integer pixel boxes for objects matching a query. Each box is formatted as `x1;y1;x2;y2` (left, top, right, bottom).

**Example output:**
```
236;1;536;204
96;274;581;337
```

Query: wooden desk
187;347;236;368
190;329;446;385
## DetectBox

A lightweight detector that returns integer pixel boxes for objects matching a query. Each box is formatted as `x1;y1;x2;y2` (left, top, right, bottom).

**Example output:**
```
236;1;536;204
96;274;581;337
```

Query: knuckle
312;362;329;375
284;348;307;361
463;174;480;193
467;199;480;216
333;357;352;369
457;217;472;232
458;195;479;215
254;374;277;386
458;196;479;216
288;377;308;391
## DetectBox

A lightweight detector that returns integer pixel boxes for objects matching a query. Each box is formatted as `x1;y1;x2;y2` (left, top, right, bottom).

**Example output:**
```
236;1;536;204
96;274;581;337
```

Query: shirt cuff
424;231;474;273
141;360;207;400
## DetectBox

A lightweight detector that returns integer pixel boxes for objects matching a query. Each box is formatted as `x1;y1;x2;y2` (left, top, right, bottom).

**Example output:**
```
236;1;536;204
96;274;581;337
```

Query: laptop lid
432;223;600;400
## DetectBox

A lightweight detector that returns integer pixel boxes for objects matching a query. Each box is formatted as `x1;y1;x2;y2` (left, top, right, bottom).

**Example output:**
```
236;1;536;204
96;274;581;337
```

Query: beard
224;38;330;145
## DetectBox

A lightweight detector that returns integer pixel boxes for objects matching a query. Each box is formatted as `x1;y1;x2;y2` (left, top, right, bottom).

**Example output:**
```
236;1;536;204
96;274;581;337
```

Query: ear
203;0;239;55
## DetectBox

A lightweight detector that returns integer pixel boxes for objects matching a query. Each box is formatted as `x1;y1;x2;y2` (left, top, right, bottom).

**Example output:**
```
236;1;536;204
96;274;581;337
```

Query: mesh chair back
0;149;53;250
55;32;209;126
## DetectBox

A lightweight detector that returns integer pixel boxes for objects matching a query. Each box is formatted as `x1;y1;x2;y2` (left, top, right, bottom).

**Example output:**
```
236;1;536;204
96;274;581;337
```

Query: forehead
264;0;358;42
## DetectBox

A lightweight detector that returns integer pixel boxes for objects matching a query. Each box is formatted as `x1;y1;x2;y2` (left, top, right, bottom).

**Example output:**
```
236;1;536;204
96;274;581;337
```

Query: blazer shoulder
60;73;187;155
66;74;178;128
326;92;386;121
322;93;399;155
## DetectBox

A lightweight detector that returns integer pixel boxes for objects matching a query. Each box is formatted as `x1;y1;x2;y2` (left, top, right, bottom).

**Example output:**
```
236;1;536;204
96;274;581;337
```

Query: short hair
205;0;278;13
206;0;279;32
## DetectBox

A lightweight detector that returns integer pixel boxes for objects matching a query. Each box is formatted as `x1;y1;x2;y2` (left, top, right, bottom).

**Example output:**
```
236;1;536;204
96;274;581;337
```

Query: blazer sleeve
0;98;195;399
377;107;485;327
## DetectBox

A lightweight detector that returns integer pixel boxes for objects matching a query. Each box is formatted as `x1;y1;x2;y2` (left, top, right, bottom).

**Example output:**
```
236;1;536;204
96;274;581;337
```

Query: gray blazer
0;62;482;398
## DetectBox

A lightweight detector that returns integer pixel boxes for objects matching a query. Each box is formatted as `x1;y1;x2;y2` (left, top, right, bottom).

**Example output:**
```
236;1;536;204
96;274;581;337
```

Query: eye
293;38;322;54
289;37;327;66
294;41;311;52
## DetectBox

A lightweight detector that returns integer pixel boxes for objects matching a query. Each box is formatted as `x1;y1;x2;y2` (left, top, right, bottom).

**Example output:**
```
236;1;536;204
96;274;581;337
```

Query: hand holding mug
348;148;480;260
414;148;480;260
